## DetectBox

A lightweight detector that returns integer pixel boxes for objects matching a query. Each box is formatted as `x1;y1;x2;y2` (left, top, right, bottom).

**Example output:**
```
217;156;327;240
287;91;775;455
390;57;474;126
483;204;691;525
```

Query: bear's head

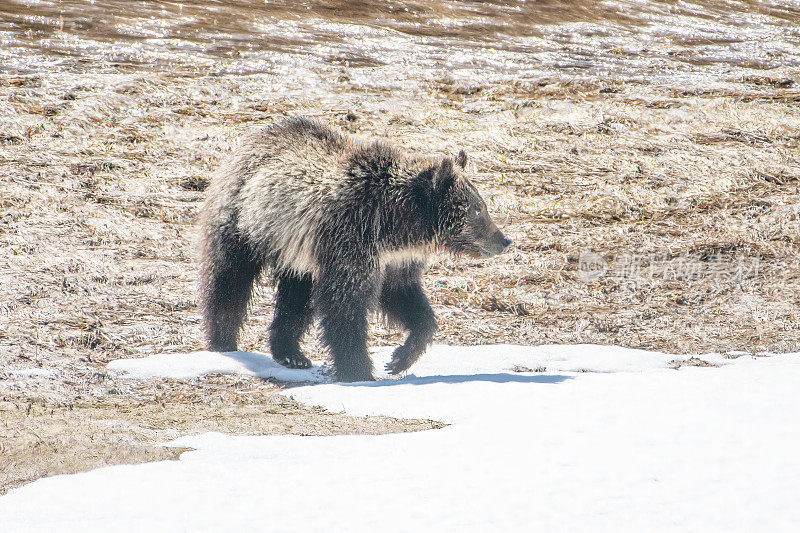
430;150;512;258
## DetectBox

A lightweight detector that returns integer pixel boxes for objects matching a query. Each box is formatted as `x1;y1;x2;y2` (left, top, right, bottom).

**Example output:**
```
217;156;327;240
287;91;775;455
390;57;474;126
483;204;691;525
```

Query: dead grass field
2;2;800;495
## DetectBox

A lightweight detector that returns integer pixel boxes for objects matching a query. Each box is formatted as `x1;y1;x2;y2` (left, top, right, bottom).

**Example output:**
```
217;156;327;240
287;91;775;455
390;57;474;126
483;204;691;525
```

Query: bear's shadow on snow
342;373;573;387
217;352;571;386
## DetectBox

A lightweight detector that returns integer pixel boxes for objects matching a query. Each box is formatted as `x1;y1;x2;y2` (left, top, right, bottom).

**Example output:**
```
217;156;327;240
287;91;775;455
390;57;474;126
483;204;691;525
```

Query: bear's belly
275;241;432;278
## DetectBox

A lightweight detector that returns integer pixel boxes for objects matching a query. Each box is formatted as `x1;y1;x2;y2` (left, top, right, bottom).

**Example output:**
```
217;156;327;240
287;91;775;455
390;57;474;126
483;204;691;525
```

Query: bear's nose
500;235;512;252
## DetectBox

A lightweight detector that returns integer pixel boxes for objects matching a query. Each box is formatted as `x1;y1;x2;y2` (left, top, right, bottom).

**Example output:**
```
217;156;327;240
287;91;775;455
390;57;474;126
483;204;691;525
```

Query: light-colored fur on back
204;120;439;278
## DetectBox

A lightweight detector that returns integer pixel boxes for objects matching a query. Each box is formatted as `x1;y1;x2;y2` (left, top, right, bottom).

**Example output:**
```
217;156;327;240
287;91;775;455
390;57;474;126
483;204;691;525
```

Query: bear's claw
385;359;409;375
273;352;313;369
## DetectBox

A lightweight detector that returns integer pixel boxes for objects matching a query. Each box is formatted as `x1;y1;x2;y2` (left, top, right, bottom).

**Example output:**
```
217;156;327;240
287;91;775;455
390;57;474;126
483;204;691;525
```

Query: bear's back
225;118;359;275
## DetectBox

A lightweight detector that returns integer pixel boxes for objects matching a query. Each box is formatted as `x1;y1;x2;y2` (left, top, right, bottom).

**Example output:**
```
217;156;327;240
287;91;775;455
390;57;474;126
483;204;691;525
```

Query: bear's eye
472;206;482;217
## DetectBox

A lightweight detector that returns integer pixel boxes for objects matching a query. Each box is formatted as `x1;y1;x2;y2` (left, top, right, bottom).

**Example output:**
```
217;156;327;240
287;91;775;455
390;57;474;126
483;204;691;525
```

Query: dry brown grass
2;39;799;493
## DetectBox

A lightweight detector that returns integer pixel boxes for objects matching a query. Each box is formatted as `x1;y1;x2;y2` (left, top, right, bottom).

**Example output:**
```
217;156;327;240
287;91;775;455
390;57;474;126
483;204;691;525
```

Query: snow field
1;344;799;532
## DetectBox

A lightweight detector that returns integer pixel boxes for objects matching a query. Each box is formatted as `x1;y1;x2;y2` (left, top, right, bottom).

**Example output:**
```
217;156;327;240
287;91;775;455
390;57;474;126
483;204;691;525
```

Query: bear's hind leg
200;235;263;352
380;265;437;375
270;274;314;369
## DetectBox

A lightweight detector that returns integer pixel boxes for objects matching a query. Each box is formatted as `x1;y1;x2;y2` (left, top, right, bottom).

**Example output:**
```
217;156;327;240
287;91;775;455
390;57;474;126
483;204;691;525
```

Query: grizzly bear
199;117;511;382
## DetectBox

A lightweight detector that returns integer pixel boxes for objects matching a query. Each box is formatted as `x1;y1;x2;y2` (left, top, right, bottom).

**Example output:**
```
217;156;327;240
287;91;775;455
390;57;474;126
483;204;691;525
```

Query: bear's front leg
315;264;378;382
380;265;438;375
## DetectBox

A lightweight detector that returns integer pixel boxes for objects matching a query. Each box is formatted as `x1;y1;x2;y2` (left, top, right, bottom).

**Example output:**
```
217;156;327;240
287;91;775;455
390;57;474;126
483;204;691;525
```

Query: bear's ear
455;149;467;169
434;158;456;192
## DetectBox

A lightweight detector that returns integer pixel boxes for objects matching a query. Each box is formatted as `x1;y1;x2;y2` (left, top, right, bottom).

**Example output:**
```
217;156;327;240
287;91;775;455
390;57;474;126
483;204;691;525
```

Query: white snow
3;344;800;532
105;343;729;382
5;368;57;378
106;349;326;382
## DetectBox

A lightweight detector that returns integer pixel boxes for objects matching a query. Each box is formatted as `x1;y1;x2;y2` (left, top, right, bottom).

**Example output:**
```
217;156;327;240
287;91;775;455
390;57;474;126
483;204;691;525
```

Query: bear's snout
479;230;512;257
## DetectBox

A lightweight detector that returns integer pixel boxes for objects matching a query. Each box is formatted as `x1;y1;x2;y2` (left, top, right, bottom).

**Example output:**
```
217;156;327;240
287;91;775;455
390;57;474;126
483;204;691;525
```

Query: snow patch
6;367;57;378
3;345;799;531
371;343;733;376
107;350;324;382
105;344;732;384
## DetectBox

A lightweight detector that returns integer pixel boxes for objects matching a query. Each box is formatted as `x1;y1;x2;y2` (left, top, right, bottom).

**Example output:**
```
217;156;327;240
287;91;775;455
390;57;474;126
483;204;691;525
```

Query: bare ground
0;372;443;494
2;54;800;492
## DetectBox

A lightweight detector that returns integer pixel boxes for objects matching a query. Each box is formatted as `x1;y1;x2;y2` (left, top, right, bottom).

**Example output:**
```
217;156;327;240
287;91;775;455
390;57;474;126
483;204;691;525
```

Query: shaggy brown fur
199;117;510;381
